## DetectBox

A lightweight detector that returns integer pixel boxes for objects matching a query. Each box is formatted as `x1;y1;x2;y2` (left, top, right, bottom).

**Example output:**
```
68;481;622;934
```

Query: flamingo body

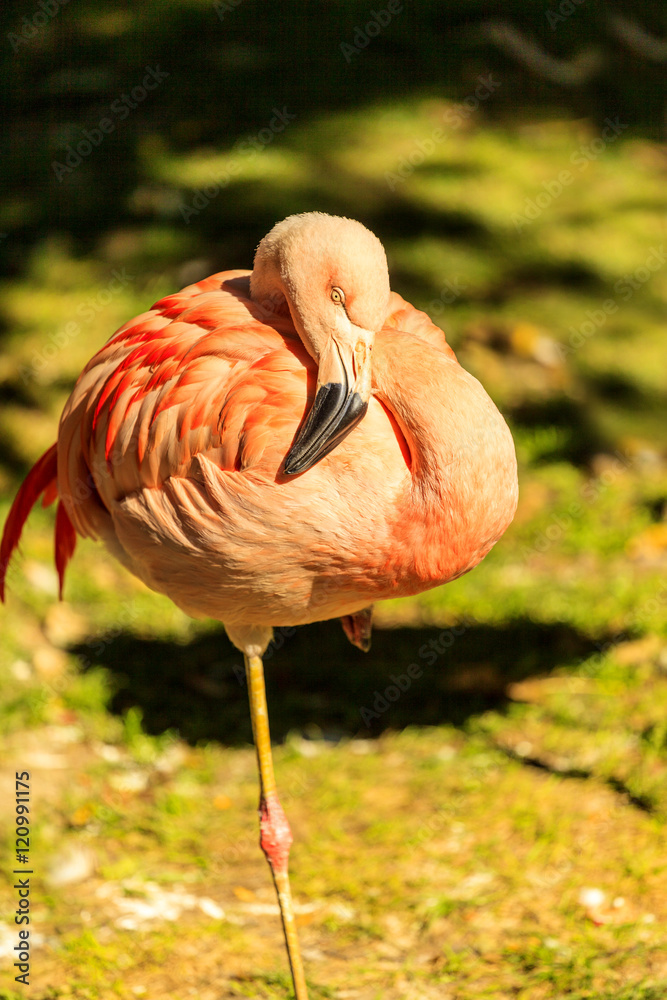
2;271;516;629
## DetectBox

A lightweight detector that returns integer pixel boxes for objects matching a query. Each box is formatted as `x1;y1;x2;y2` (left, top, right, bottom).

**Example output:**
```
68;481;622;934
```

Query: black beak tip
283;454;306;477
283;388;368;476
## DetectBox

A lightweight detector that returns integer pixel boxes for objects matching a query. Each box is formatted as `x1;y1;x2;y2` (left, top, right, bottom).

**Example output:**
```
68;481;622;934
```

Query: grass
1;58;667;1000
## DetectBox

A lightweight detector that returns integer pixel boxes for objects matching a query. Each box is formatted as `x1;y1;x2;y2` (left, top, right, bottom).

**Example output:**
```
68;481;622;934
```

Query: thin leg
244;653;309;1000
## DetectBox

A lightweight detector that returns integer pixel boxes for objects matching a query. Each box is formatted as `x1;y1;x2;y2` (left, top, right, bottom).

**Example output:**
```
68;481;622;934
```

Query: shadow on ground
72;618;606;745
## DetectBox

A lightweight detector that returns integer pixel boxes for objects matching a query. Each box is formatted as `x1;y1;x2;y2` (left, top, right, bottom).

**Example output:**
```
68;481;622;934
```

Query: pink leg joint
259;792;293;875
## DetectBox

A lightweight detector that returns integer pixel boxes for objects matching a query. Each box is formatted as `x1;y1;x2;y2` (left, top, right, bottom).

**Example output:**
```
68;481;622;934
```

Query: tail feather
0;444;69;601
54;500;77;599
42;479;59;507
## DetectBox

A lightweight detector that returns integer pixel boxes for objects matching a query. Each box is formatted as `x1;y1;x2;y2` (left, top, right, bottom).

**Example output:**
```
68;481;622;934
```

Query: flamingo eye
330;286;345;305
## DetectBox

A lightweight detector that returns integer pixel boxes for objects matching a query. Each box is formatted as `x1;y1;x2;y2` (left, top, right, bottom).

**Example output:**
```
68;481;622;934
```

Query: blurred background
1;2;666;997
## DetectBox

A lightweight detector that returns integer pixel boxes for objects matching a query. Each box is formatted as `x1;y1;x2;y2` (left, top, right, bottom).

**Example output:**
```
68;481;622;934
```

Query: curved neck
373;330;518;583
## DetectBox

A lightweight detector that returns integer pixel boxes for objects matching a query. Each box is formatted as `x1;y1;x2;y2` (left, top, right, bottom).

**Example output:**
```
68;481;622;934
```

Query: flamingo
1;212;518;999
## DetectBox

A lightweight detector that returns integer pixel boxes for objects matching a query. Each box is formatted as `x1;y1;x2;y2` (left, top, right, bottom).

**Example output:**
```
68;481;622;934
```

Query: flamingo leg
244;652;310;1000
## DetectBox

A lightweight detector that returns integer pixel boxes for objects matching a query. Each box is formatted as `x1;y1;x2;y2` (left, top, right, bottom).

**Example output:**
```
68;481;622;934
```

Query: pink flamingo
1;213;517;999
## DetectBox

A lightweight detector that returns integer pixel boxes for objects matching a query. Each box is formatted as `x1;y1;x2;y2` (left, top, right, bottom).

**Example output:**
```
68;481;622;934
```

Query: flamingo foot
340;605;373;651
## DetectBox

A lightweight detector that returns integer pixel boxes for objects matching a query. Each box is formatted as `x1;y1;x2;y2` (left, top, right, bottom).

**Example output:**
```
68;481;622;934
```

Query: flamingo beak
283;335;372;476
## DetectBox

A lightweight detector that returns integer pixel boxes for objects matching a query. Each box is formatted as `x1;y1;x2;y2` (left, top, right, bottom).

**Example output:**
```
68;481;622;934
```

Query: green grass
1;85;667;999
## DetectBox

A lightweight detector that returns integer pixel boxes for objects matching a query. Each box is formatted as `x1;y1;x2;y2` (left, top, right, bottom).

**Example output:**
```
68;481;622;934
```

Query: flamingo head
250;212;390;475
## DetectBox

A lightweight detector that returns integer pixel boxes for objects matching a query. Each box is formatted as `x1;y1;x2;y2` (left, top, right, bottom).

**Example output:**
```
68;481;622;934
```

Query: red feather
0;444;58;601
55;500;77;599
